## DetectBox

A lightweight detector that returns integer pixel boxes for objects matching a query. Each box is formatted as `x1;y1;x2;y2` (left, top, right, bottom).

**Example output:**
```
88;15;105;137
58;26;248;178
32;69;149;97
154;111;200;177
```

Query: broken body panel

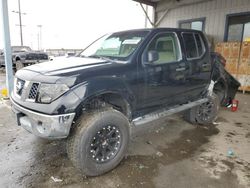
211;52;240;106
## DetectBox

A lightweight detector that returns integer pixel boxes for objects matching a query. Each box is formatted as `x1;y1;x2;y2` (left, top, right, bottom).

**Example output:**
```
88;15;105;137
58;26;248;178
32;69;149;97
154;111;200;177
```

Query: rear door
180;32;211;101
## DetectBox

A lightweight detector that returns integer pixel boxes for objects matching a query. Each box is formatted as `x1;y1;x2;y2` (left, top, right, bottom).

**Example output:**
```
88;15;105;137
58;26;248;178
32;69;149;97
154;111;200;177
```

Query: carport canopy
133;0;212;27
133;0;161;7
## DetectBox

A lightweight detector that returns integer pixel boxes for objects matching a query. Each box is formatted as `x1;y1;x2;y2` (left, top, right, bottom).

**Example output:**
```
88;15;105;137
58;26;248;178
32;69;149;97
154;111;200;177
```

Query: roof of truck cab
113;27;204;34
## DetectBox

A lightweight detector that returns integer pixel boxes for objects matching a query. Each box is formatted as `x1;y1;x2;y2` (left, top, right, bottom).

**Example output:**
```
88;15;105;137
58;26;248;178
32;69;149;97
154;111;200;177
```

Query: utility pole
37;25;42;50
12;0;26;46
37;33;39;50
144;5;148;28
18;0;23;45
0;0;14;94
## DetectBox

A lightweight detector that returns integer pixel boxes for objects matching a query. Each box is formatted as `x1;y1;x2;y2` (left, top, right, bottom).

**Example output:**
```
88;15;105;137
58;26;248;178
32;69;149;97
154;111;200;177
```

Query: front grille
28;83;39;100
16;78;25;96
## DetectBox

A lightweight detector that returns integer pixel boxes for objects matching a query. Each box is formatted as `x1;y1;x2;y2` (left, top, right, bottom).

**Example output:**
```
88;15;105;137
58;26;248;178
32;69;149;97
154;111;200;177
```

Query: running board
132;98;209;126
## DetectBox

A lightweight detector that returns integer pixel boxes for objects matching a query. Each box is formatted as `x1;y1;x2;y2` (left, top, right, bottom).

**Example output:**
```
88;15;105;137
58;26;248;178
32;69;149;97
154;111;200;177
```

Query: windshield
12;46;32;53
80;30;149;61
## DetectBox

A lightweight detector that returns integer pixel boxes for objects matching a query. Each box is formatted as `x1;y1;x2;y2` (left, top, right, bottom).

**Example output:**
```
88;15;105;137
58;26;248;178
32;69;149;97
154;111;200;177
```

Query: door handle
202;63;210;67
176;67;186;72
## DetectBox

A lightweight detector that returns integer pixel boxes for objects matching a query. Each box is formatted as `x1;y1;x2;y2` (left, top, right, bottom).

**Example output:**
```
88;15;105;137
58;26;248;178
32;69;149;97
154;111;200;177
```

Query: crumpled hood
23;56;109;75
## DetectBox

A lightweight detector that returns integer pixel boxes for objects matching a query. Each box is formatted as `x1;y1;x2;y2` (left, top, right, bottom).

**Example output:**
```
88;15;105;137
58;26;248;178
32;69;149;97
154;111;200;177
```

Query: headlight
37;83;69;103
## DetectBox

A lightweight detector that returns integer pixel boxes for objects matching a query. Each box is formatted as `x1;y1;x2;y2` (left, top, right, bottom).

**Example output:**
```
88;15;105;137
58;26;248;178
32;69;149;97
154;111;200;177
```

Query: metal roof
133;0;210;7
133;0;175;7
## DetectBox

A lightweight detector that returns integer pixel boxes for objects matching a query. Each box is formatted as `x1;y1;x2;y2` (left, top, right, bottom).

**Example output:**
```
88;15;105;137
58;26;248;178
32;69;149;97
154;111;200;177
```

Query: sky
0;0;153;50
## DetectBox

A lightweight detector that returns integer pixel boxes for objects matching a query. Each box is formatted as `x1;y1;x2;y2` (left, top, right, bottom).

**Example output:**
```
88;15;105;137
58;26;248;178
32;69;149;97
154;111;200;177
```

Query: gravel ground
0;72;249;188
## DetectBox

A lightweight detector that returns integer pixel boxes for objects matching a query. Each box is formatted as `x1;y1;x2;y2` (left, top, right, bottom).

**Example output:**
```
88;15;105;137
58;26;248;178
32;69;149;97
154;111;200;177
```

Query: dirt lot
0;72;250;188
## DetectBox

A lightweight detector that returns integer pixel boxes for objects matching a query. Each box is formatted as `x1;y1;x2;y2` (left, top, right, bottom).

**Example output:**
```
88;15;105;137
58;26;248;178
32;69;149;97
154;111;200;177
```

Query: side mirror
148;50;159;63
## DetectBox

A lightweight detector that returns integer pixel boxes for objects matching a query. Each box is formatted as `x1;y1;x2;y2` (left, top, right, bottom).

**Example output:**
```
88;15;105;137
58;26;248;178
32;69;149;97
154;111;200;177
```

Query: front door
139;32;189;110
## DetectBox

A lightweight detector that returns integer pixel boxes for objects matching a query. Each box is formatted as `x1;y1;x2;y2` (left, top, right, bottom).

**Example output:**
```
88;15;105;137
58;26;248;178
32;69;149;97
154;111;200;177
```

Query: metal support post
18;0;23;46
0;0;14;95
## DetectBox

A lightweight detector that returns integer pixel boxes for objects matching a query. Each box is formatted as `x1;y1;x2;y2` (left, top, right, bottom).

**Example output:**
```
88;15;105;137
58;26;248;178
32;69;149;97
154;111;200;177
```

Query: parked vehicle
0;46;49;70
11;28;240;176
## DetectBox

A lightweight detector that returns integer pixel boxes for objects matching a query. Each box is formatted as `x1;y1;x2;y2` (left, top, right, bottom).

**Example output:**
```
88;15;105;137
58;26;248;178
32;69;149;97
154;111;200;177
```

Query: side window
195;34;205;56
183;33;205;59
144;33;181;64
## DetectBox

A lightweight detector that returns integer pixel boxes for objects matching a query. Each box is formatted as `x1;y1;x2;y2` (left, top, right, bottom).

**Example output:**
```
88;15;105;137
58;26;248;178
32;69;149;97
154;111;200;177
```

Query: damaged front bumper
11;98;75;139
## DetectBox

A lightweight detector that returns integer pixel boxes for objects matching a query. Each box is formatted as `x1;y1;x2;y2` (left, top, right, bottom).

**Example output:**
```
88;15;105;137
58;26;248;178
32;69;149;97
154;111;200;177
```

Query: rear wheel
67;108;130;176
184;93;220;125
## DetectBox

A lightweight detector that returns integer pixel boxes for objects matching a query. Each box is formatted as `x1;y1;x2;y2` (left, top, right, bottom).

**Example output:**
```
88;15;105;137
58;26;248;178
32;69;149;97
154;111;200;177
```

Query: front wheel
15;60;24;71
67;108;130;176
184;93;220;125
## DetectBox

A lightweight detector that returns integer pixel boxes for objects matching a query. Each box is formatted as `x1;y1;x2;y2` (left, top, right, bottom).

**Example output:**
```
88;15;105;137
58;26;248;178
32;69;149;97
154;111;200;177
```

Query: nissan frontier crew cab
11;28;240;176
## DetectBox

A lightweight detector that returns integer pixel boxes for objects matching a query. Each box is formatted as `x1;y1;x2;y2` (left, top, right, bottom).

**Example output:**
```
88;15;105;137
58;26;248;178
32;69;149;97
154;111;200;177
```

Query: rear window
183;33;205;59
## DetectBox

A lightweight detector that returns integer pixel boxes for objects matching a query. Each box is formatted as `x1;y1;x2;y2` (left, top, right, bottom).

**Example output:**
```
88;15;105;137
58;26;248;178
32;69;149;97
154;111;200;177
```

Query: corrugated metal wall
156;0;250;43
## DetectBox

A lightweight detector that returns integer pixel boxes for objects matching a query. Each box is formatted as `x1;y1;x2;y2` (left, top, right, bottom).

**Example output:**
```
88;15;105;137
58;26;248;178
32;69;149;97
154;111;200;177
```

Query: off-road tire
16;60;24;71
184;93;220;125
67;108;130;176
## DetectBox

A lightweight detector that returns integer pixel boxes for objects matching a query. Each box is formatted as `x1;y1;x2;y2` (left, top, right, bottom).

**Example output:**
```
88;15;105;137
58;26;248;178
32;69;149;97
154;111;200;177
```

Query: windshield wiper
88;55;115;62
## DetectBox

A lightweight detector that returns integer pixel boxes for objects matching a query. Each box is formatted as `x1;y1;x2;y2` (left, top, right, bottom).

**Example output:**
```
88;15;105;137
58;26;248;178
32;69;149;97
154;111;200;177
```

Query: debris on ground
213;121;221;125
156;151;163;157
51;176;63;183
155;127;164;134
227;148;234;157
146;140;152;145
138;164;148;169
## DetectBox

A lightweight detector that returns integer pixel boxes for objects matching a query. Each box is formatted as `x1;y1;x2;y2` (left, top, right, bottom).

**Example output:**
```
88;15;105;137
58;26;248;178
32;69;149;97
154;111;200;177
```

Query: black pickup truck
0;46;48;70
11;28;240;176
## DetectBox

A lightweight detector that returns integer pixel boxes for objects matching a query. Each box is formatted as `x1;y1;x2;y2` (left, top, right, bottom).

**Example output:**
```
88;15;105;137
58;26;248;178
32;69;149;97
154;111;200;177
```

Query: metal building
135;0;250;92
135;0;250;44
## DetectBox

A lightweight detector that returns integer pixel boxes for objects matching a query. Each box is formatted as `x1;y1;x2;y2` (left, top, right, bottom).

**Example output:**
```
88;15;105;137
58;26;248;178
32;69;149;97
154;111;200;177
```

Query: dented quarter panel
211;52;240;105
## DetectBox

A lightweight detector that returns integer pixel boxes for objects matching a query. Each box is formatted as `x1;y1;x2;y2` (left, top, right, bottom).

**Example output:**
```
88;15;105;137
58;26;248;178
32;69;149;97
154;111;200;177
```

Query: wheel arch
15;56;21;61
85;91;132;118
72;82;135;124
213;78;228;105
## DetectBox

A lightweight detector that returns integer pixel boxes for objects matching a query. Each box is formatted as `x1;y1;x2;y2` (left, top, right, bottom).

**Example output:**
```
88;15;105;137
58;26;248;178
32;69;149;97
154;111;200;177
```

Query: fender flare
71;76;135;119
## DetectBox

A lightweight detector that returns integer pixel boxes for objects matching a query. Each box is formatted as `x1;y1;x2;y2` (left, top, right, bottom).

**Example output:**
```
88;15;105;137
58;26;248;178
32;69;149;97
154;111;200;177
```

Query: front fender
72;76;136;109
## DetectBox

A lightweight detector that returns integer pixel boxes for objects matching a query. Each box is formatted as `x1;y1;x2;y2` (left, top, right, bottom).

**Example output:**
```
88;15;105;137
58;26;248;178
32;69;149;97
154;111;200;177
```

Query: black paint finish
11;28;240;120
